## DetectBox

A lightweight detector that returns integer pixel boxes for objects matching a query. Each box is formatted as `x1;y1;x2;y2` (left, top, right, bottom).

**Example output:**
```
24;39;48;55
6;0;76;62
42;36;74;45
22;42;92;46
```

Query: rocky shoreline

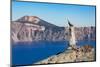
35;45;95;64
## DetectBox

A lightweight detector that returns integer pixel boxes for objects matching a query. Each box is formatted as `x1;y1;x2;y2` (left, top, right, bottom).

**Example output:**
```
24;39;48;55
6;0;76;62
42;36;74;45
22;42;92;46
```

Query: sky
12;1;96;27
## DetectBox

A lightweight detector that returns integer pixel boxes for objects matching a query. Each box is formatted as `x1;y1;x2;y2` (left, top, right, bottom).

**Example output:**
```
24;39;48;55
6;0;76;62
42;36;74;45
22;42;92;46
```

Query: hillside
35;45;95;64
11;16;96;42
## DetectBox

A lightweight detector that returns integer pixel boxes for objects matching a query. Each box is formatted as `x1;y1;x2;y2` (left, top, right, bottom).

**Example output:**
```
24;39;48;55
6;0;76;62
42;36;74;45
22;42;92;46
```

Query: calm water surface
12;40;96;65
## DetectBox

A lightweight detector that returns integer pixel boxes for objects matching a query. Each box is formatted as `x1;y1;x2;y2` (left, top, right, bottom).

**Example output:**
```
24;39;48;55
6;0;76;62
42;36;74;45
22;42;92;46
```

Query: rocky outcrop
11;16;65;42
11;16;96;42
17;16;40;24
35;45;95;64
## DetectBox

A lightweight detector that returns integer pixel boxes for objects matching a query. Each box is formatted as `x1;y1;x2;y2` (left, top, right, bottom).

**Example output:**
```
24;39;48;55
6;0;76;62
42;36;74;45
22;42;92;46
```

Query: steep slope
35;45;95;64
11;16;65;42
16;16;64;31
11;16;96;42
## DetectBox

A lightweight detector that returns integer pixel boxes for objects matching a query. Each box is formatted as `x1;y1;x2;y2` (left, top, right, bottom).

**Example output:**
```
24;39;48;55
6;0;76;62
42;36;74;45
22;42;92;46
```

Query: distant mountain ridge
16;16;64;31
11;16;95;42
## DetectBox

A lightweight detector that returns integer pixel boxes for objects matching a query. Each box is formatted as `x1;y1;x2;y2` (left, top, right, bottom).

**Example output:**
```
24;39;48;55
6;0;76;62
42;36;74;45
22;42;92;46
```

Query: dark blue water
12;40;96;65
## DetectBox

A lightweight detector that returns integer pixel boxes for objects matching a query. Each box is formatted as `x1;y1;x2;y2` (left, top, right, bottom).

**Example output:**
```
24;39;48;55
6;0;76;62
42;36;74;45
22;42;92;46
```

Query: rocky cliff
35;45;95;64
11;16;96;42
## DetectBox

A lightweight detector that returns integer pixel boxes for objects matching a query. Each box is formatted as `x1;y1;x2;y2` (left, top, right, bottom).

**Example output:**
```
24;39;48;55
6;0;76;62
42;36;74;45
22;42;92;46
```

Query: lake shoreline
12;40;96;65
35;45;95;64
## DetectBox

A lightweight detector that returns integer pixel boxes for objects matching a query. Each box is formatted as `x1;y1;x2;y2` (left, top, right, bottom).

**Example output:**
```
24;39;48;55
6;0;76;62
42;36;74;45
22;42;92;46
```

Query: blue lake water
12;40;96;65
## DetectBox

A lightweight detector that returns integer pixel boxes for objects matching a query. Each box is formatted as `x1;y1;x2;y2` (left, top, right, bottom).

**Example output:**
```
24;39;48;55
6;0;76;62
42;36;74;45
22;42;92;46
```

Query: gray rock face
11;16;96;42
